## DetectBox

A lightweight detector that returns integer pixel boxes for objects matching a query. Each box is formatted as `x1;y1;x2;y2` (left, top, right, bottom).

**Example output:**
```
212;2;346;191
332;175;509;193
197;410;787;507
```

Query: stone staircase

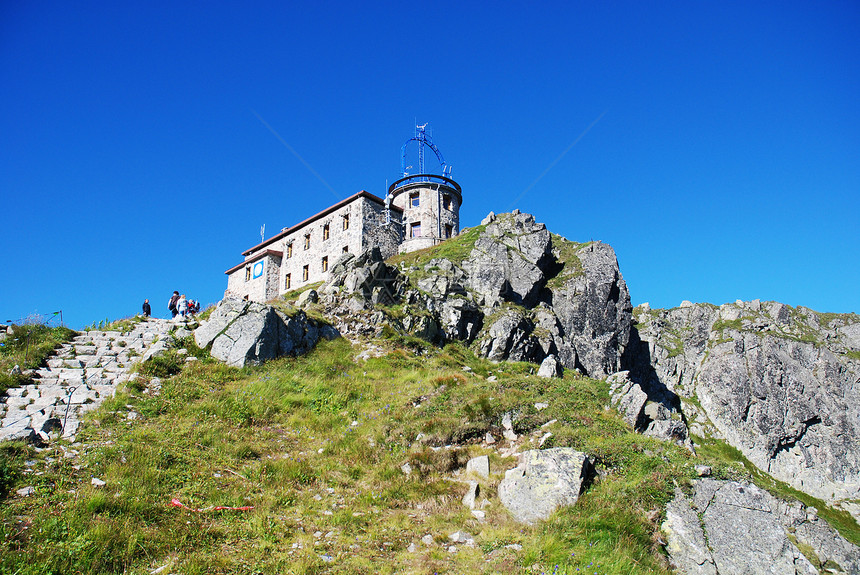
0;317;178;444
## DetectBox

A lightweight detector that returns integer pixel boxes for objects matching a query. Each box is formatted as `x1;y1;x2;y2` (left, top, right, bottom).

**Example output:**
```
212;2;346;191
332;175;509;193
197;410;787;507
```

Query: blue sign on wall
252;261;264;279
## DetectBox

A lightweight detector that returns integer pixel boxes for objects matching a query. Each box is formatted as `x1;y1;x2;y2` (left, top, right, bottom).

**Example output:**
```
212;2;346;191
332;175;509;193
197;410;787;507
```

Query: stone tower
388;125;462;253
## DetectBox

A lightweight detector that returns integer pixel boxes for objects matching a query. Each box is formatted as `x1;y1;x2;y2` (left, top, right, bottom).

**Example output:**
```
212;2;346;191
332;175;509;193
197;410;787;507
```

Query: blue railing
388;174;462;195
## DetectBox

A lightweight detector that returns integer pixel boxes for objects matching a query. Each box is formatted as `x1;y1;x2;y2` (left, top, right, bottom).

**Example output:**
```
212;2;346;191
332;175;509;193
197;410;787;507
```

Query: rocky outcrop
324;248;403;305
606;370;689;444
631;301;860;511
497;448;591;524
550;241;633;377
464;211;552;307
662;479;860;574
194;298;338;367
319;212;633;379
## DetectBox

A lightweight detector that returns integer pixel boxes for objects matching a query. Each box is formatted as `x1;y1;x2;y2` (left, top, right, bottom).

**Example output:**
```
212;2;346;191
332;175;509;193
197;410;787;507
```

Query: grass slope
1;333;856;573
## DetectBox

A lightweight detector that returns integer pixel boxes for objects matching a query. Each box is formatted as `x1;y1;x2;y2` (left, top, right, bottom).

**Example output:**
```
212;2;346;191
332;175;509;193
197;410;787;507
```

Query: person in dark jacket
168;291;180;317
142;299;151;317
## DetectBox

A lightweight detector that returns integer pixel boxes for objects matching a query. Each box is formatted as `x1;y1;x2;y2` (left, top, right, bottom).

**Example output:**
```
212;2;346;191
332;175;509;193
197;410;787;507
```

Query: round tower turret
390;124;462;253
389;174;462;252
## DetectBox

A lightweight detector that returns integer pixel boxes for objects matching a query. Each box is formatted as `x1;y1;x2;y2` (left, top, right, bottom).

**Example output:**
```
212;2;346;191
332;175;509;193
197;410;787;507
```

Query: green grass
1;332;855;574
0;323;77;395
546;234;588;289
83;315;144;333
281;281;325;301
389;224;487;270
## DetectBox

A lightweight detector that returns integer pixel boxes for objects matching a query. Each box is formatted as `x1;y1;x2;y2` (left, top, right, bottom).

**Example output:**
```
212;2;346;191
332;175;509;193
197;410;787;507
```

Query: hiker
177;294;188;317
188;299;201;315
168;291;180;317
142;299;151;317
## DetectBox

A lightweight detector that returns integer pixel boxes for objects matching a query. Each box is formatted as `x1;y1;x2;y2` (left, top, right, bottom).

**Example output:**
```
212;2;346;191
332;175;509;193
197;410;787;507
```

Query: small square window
442;194;452;210
323;223;330;241
322;256;328;272
245;267;251;281
343;214;350;230
410;192;419;208
285;274;291;290
342;245;349;254
304;234;311;250
445;224;453;238
286;243;293;258
302;265;309;281
410;222;421;238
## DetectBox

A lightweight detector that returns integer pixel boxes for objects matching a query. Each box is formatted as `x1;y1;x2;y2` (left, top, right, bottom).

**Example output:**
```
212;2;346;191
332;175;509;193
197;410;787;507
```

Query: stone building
225;191;404;302
224;126;462;302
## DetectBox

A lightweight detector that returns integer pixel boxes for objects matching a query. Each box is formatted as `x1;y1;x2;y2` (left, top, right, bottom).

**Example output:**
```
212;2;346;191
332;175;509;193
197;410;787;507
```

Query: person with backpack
168;291;180;317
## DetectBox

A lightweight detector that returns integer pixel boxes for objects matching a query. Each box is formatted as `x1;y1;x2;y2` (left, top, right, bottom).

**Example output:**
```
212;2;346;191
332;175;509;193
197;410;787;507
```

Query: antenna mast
401;123;452;178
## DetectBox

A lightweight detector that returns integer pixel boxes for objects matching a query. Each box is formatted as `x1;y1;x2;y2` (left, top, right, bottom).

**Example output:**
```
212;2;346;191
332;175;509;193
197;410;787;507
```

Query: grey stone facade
225;191;409;302
389;176;462;253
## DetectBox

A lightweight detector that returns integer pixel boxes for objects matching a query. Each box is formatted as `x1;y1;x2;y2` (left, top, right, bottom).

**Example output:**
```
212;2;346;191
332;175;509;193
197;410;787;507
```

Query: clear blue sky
2;1;858;329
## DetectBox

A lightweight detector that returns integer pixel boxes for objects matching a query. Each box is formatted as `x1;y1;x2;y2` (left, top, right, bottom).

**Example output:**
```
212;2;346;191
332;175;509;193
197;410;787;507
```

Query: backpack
168;296;177;311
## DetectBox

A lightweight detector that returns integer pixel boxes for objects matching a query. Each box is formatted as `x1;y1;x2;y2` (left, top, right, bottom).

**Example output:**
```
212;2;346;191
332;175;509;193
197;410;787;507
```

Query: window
302;265;309;282
321;256;329;272
410;192;419;208
442;194;452;210
342;214;350;230
245;267;251;281
284;274;291;290
323;223;330;241
342;245;349;254
445;224;453;239
286;242;293;258
410;222;421;238
304;234;310;250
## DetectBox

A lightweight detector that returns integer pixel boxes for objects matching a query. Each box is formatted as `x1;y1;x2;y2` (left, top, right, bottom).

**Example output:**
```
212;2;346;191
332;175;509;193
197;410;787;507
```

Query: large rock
537;354;563;378
476;308;541;363
607;371;648;430
698;334;860;504
662;479;859;575
498;448;591;524
465;212;552;307
195;298;338;367
632;301;860;509
325;247;402;304
550;241;633;378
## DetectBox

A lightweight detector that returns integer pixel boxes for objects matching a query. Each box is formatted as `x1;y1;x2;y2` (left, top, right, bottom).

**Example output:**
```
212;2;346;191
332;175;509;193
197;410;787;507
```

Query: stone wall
360;198;403;259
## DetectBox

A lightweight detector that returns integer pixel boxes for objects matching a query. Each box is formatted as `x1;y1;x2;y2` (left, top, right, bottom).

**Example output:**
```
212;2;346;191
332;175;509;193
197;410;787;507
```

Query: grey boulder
195;298;338;368
537;354;563;378
498;448;591;524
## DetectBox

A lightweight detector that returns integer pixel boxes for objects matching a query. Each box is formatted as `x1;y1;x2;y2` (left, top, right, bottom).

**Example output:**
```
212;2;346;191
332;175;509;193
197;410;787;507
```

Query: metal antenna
400;123;451;177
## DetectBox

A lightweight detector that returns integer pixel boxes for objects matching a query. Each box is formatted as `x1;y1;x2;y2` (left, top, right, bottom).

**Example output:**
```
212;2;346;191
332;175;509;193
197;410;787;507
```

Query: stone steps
0;317;182;443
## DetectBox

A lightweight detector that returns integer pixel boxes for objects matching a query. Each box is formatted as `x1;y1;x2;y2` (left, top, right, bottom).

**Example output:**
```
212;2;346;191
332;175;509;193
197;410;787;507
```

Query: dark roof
240;190;401;256
224;249;283;275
